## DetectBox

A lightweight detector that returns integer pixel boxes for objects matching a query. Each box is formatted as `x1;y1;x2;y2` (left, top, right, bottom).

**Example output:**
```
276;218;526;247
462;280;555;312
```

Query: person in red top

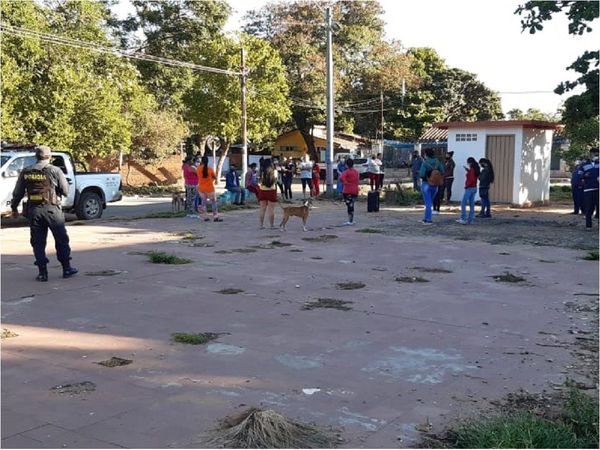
339;158;360;226
456;157;480;225
311;162;320;196
182;156;199;217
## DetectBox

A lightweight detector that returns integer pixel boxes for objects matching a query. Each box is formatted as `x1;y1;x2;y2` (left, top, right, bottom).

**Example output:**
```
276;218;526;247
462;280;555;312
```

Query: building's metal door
485;135;515;203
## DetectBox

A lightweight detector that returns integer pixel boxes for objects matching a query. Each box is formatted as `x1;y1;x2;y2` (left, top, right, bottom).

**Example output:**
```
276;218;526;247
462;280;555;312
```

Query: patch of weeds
492;272;526;283
1;329;18;339
303;298;353;311
550;185;573;202
85;270;122;276
396;276;429;283
336;282;365;290
147;251;192;265
216;288;245;295
51;381;96;395
302;234;338;242
582;250;599;261
438;388;598;449
356;228;384;234
97;357;133;367
142;211;186;219
271;240;292;247
172;332;222;345
410;266;453;273
219;203;256;212
383;185;423;206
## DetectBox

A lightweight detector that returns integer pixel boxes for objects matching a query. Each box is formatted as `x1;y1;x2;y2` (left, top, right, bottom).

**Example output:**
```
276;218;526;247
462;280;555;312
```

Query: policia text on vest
11;145;78;282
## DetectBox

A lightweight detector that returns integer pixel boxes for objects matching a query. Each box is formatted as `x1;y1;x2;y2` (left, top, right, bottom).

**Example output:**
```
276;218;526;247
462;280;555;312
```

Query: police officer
581;150;599;230
570;159;584;214
11;145;78;281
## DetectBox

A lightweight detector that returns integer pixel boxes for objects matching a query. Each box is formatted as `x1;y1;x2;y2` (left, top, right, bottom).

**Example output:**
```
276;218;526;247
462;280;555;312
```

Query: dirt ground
1;197;598;448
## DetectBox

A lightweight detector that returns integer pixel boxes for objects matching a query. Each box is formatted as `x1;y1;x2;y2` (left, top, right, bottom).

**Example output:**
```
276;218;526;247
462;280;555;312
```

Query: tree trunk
216;140;230;183
300;129;318;161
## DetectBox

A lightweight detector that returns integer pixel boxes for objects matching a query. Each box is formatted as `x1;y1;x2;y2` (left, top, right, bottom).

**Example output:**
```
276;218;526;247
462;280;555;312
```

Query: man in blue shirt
225;163;245;205
570;160;584;214
581;150;599;230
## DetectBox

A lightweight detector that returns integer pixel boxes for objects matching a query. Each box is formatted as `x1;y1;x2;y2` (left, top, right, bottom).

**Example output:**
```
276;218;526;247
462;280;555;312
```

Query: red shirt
339;168;360;195
465;167;478;188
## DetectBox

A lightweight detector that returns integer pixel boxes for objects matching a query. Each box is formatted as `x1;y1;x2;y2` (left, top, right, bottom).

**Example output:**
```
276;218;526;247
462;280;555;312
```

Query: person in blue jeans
411;151;423;191
456;157;480;225
418;148;445;224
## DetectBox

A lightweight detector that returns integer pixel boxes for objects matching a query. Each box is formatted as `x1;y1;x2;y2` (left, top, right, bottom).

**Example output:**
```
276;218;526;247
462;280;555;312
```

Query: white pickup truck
1;145;122;220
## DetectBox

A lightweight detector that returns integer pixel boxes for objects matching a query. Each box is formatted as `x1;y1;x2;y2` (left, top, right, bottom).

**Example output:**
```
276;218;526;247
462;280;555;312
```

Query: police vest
22;167;58;205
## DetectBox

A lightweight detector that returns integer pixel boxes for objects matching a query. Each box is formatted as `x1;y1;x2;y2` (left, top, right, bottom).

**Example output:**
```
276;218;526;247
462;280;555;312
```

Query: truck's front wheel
76;192;103;220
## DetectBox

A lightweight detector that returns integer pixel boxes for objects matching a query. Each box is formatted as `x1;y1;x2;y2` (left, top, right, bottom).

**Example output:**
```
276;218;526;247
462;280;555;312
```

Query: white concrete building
434;120;559;206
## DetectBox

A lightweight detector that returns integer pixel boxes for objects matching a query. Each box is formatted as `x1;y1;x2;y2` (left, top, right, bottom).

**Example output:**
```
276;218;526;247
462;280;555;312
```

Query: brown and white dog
171;192;185;213
279;199;312;231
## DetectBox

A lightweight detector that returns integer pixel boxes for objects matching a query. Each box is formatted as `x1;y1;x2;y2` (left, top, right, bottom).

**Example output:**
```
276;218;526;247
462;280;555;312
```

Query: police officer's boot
36;265;48;282
62;264;79;279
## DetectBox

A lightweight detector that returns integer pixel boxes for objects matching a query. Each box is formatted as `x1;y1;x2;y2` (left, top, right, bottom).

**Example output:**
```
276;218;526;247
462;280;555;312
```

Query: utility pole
325;6;334;195
380;91;384;154
240;48;248;187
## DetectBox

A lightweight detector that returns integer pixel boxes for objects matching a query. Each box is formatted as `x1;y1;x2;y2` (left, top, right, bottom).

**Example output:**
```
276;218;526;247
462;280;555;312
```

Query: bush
383;185;423;206
147;251;191;264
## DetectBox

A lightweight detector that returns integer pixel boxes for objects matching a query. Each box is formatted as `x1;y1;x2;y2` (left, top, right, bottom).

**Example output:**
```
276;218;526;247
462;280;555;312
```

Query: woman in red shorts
258;158;278;229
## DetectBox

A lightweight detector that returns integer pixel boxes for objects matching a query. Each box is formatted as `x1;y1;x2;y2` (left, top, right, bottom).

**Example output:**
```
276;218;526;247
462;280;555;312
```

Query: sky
113;0;599;116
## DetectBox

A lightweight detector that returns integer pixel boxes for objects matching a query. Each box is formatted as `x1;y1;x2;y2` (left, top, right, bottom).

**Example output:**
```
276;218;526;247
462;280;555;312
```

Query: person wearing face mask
456;157;480;225
443;151;456;204
570;159;584;215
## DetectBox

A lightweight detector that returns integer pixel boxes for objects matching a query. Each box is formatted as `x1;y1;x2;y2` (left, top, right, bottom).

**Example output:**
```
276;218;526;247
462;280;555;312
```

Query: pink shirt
339;168;359;195
182;164;198;185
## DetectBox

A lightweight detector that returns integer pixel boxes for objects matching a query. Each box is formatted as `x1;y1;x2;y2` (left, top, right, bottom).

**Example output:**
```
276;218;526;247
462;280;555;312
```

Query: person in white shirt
299;154;314;198
367;153;383;190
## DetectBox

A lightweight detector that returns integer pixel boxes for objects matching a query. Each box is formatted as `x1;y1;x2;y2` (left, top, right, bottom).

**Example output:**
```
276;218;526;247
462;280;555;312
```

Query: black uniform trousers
28;203;71;267
583;190;599;228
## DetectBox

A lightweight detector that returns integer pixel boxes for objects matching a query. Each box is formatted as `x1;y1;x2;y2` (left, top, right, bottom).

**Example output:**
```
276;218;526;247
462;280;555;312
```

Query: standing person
418;148;444;224
477;158;495;218
367;153;383;190
182;156;199;217
10;145;78;281
581;153;599;230
336;156;347;194
570;160;584;215
197;155;222;222
411;150;423;191
312;161;320;196
456;157;480;225
225;163;245;205
339;158;360;226
276;162;286;198
258;158;278;229
299;155;313;198
281;158;294;200
432;182;442;214
443;151;456;204
245;162;260;198
379;158;385;190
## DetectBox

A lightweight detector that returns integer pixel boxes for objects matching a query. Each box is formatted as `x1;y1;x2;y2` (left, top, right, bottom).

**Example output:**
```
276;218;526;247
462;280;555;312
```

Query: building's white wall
520;128;553;204
447;128;486;203
448;127;523;203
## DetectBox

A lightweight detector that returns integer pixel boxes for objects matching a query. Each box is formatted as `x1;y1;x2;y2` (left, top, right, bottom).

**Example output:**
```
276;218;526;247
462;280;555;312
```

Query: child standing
339;158;360;226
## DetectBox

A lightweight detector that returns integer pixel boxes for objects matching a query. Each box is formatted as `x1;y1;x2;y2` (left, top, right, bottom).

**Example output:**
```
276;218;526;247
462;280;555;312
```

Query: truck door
50;155;76;207
0;155;37;212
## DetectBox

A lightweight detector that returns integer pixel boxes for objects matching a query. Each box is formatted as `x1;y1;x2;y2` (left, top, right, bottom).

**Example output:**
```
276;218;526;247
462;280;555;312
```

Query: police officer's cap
35;145;52;159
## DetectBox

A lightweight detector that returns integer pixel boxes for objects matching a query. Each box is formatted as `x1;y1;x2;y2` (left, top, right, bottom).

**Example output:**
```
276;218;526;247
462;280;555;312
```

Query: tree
185;34;291;179
506;108;560;121
515;1;599;161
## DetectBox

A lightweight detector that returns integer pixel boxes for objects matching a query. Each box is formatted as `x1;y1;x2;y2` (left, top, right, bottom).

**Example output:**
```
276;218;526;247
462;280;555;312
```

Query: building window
456;133;478;142
280;145;298;152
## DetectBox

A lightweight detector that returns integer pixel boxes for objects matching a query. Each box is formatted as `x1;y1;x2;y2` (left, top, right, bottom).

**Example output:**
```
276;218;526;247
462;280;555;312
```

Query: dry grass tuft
203;408;339;448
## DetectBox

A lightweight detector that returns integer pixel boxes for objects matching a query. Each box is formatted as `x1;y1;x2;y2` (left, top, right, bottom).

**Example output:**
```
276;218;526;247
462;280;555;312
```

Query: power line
1;24;241;76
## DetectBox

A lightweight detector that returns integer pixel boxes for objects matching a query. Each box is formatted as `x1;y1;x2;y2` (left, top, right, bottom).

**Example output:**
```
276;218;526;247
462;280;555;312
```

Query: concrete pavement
1;201;598;448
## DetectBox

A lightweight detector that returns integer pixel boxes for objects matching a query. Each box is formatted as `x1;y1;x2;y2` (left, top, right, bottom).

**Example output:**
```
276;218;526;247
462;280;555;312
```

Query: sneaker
213;217;223;222
432;211;440;215
456;219;468;225
420;220;432;225
62;267;79;278
342;221;354;226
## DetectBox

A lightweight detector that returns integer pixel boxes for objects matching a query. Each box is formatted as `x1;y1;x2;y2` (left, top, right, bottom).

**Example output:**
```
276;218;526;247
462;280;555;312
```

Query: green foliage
582;250;599;261
446;388;598;449
507;108;561;121
550;185;573;202
147;251;191;264
171;332;220;345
